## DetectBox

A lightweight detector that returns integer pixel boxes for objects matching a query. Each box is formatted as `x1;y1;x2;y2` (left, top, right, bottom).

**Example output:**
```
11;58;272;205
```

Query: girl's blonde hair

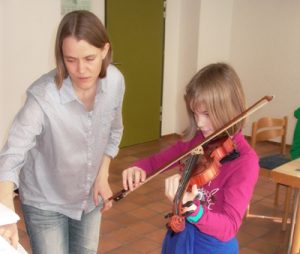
54;10;112;88
184;63;246;140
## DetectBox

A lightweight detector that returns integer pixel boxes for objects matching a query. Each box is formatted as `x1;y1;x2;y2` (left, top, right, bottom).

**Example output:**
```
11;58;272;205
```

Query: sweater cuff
186;199;203;223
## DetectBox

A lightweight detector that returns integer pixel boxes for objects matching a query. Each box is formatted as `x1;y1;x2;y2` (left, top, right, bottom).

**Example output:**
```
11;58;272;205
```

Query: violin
106;96;273;230
167;135;238;233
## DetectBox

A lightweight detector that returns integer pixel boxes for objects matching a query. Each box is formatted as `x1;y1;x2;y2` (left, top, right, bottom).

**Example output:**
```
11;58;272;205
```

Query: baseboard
160;133;181;139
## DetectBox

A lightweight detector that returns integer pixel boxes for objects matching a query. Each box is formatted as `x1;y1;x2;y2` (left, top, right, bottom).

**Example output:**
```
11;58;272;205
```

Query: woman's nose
77;61;85;73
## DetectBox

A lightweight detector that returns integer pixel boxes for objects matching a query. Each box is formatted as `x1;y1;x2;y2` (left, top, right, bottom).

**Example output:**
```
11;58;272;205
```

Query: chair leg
274;183;280;206
282;186;293;231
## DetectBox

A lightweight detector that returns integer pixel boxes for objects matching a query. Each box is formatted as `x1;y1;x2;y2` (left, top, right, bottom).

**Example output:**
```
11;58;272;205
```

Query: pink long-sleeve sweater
133;131;259;241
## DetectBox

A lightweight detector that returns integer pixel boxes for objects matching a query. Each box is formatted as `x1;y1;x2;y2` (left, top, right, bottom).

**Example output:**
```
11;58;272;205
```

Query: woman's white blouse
0;65;125;219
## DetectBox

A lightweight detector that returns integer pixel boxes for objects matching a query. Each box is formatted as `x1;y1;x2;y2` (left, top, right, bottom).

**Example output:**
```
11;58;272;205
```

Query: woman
0;10;125;254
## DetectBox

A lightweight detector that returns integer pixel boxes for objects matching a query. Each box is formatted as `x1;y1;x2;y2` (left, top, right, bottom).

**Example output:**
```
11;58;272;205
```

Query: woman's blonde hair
54;10;112;88
184;63;246;140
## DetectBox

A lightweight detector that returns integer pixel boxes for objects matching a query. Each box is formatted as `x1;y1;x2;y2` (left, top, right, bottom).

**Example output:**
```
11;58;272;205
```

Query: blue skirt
162;223;238;254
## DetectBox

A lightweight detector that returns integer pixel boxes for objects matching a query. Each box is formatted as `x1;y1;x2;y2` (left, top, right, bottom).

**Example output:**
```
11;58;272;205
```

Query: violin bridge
191;146;204;155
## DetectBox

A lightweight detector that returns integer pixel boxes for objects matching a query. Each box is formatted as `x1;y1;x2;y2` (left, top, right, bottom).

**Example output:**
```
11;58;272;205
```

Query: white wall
1;0;299;146
175;0;201;134
0;1;60;146
197;0;234;68
92;0;105;23
0;0;104;146
0;2;4;133
162;0;299;145
162;0;235;136
230;0;300;144
161;0;200;135
161;0;181;135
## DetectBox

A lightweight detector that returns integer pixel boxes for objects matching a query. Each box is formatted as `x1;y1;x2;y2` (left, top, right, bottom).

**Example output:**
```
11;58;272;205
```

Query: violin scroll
168;215;185;233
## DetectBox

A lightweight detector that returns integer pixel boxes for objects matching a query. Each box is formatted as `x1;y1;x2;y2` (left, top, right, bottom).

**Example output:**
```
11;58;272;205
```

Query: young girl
122;63;259;254
0;10;124;253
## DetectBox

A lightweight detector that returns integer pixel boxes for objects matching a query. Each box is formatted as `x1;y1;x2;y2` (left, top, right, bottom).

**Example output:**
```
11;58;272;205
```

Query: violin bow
105;95;273;203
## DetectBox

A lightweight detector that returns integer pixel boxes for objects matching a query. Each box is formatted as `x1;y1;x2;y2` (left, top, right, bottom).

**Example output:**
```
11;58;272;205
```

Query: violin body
168;136;237;233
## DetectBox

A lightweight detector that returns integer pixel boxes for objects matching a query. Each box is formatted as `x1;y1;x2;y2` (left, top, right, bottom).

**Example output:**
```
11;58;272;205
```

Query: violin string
173;154;199;215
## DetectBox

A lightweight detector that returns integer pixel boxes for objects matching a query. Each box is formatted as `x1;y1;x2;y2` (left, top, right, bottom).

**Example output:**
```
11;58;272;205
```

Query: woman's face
193;104;214;138
62;36;109;92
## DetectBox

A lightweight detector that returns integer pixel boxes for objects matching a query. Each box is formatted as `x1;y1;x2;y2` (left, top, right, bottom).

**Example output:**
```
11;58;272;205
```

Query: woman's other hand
0;223;19;248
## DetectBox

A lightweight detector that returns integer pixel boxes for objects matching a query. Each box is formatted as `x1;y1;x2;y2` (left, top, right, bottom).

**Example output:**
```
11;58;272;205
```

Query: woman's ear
101;43;110;60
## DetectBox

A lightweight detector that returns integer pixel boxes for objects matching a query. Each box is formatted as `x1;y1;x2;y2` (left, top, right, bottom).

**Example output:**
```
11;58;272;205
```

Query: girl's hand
0;223;19;248
165;174;199;214
122;166;146;191
182;184;199;214
165;173;181;202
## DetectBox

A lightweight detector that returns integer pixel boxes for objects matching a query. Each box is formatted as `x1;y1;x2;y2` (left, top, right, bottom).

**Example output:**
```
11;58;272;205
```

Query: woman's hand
93;155;113;212
122;166;146;191
93;175;113;212
0;181;19;248
165;174;199;214
0;223;19;248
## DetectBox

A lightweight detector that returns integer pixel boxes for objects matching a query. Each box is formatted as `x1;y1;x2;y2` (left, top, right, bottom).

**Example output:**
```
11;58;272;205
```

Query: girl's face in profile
62;36;109;93
193;104;214;138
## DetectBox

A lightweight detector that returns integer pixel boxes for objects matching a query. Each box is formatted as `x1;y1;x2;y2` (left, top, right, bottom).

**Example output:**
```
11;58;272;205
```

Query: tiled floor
15;135;294;254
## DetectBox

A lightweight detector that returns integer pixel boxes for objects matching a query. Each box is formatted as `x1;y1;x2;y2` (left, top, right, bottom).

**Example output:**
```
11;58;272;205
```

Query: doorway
105;0;165;147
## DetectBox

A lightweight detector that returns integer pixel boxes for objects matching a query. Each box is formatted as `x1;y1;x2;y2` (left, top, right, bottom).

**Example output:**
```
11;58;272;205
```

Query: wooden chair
248;116;292;231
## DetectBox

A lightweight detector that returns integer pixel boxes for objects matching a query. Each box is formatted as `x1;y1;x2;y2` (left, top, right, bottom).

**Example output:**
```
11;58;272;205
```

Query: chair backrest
251;116;288;155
